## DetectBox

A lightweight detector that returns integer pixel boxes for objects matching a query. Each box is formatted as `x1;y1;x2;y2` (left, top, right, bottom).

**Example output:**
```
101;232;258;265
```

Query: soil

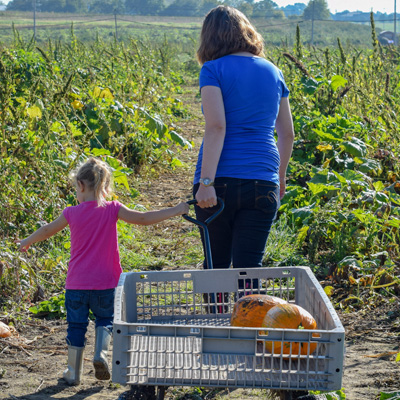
1;86;400;400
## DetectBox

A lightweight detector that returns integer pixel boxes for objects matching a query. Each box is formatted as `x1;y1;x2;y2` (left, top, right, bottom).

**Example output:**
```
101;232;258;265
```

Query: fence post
394;0;397;45
33;0;36;40
114;12;118;40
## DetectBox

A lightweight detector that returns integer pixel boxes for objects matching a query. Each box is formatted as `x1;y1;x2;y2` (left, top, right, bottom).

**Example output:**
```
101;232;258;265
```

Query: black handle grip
183;197;224;226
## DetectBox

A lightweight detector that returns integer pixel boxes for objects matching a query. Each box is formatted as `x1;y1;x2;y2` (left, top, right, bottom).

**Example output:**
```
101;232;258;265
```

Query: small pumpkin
230;294;287;328
0;321;12;338
262;303;318;356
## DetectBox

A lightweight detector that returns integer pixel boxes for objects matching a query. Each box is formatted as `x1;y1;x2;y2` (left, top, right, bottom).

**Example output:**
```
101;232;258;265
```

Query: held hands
195;185;217;208
175;201;190;216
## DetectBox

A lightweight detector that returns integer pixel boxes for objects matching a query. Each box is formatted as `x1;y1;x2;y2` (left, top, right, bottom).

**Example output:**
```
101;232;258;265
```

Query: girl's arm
17;214;69;252
118;202;189;225
195;85;226;209
275;97;295;200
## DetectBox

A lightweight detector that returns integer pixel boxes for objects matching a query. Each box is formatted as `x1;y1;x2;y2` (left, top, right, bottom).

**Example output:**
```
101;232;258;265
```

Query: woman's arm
118;202;189;225
17;214;69;252
275;97;295;199
195;85;226;208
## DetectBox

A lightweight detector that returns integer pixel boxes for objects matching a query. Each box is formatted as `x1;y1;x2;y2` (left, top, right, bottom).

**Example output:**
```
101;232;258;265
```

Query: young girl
17;157;189;386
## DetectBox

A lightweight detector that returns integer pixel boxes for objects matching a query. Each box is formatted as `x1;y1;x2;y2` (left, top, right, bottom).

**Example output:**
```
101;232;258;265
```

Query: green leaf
170;130;192;148
29;305;40;314
385;219;400;228
330;75;348;92
355;157;382;175
311;389;346;400
341;137;367;157
113;171;130;190
352;209;377;224
373;181;386;191
307;182;339;196
144;111;168;138
54;160;69;169
338;256;362;269
310;169;342;185
301;76;321;95
27;105;42;119
380;391;400;400
332;170;348;185
313;128;343;142
91;148;111;157
292;204;316;222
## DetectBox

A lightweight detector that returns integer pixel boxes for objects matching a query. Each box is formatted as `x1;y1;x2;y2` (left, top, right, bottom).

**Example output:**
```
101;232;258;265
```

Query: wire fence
2;13;400;29
0;12;398;42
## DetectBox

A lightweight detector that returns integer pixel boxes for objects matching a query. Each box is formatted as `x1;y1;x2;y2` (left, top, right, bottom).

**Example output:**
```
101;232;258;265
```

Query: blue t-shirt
194;55;289;185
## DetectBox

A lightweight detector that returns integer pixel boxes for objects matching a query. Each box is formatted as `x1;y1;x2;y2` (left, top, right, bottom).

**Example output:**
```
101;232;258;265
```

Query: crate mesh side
135;276;296;323
114;270;342;391
124;335;332;390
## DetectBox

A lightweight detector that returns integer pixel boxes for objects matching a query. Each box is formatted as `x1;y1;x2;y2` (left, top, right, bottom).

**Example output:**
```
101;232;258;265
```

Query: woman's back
195;55;289;183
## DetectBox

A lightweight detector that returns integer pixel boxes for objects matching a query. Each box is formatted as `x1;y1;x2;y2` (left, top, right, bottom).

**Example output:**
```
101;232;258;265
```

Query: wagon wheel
118;385;161;400
156;386;167;400
278;390;310;400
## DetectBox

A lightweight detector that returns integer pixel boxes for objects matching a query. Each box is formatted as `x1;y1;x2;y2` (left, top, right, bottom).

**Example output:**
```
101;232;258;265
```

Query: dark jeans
193;177;279;270
65;288;115;347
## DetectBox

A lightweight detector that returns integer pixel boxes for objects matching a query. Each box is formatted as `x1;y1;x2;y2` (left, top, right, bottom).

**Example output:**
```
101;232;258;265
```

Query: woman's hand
279;178;286;200
195;185;217;208
276;97;294;201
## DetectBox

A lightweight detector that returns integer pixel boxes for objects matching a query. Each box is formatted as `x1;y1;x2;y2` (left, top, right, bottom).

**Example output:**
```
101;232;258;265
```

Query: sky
0;0;397;14
276;0;397;13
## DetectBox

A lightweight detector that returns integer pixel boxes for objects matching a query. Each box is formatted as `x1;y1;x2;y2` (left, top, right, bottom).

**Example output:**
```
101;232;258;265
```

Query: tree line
5;0;331;20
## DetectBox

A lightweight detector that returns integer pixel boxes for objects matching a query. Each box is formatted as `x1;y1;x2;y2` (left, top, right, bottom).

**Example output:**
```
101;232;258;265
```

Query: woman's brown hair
197;5;264;65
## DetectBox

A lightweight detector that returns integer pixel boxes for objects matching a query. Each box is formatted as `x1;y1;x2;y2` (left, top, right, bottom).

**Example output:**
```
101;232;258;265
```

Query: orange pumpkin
261;303;318;356
0;321;12;338
230;294;287;328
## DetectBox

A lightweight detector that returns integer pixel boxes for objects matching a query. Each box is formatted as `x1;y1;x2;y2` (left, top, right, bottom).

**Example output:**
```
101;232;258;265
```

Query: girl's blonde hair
71;157;113;207
197;5;264;65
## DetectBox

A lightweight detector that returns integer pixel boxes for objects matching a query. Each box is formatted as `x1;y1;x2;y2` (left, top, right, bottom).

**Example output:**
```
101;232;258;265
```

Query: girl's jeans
65;288;115;347
193;177;279;271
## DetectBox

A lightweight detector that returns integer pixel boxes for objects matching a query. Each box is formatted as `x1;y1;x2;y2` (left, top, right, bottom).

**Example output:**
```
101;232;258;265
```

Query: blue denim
65;288;115;347
193;177;279;270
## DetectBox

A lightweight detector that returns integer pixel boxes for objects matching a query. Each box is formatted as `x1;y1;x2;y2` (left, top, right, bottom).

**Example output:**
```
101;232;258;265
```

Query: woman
193;6;295;279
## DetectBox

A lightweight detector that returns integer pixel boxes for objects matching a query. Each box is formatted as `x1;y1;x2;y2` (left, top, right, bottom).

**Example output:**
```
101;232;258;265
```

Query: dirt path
1;86;400;400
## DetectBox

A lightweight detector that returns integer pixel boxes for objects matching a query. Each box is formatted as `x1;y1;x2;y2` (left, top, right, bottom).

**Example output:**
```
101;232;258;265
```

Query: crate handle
182;197;224;270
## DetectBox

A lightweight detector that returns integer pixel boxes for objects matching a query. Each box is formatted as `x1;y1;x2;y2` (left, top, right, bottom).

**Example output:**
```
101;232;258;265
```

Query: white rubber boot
93;326;112;380
63;345;84;385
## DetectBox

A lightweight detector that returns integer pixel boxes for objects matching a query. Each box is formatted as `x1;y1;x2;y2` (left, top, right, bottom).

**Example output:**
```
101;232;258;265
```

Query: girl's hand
176;202;190;216
195;185;217;208
15;239;31;252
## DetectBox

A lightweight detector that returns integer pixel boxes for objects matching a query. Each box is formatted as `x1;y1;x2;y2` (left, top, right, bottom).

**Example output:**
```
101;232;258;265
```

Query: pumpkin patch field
1;16;400;400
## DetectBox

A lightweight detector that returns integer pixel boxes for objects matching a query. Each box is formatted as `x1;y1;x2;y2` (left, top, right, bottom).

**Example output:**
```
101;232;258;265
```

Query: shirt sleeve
111;200;122;220
279;69;290;98
63;207;71;224
199;62;220;90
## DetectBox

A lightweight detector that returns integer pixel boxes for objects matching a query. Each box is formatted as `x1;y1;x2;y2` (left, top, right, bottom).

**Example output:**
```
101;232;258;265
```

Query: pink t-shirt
63;200;122;290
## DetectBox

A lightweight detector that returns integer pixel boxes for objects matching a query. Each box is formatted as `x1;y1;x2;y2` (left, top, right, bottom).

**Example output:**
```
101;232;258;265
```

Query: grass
263;217;308;268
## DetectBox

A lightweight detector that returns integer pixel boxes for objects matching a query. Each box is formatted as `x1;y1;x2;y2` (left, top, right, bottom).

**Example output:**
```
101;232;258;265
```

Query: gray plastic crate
112;267;344;392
